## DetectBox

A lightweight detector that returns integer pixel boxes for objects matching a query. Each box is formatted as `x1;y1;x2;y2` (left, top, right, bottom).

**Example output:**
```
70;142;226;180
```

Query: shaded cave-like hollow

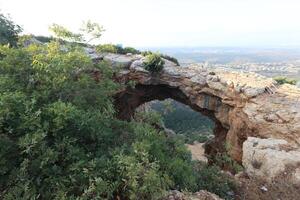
114;84;230;158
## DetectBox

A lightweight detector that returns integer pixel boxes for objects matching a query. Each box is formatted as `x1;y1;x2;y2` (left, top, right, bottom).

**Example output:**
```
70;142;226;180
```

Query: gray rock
243;137;300;183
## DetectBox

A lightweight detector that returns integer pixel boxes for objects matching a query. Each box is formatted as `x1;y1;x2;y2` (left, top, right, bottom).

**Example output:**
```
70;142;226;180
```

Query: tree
0;20;236;199
49;20;104;44
80;20;104;44
0;13;22;46
49;23;83;42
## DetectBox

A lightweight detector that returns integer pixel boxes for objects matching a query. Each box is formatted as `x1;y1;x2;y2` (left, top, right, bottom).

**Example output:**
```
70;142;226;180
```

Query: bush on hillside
274;76;297;85
195;164;236;200
142;51;179;65
0;41;218;199
0;17;237;200
122;46;140;54
34;35;54;43
161;54;180;66
0;13;22;46
141;50;153;56
143;53;165;73
96;44;140;54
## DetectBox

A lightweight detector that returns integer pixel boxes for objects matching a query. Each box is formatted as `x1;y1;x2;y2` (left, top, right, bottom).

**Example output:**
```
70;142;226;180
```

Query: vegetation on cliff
143;53;165;73
274;76;297;85
0;13;22;46
0;17;235;200
151;100;214;144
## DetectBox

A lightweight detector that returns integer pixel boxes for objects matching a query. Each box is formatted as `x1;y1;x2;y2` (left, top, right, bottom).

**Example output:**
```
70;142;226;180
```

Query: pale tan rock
111;53;300;181
242;137;300;182
186;142;208;163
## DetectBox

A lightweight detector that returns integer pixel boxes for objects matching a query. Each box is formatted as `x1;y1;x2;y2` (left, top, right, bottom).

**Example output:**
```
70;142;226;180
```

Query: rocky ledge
87;51;300;183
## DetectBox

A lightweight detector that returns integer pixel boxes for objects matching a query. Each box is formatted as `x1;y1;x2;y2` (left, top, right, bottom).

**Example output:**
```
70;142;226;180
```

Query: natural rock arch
105;54;300;162
88;52;300;181
114;83;230;160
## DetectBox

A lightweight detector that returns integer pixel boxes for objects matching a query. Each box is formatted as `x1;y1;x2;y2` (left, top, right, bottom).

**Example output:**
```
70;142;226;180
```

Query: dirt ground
234;171;300;200
186;142;208;163
186;142;300;200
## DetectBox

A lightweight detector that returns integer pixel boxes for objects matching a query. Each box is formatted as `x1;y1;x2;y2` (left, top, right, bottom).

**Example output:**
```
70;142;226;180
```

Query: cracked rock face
90;52;300;181
243;137;300;183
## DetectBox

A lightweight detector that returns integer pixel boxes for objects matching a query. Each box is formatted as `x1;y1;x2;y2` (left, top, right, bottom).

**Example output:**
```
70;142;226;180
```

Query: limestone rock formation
243;137;300;183
113;55;299;156
86;51;300;182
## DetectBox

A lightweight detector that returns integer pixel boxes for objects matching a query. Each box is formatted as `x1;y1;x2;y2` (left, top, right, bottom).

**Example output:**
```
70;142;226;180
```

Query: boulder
242;137;300;183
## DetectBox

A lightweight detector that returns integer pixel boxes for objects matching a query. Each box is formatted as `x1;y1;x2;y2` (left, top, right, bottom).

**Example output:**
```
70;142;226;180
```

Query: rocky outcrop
86;51;300;181
243;137;300;183
112;55;299;156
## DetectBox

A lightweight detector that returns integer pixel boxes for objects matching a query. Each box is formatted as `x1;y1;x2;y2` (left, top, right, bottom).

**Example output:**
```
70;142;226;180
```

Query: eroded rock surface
243;137;300;183
87;52;300;181
109;54;299;158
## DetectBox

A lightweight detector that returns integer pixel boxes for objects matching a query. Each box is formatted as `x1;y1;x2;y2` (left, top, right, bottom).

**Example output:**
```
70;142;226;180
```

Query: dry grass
234;165;300;200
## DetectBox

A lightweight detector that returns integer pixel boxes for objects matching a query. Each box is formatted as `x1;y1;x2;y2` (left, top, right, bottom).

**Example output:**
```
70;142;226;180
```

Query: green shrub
96;43;118;53
142;51;179;65
143;53;165;73
0;42;219;199
211;152;243;174
141;50;153;56
0;18;239;199
34;35;54;43
0;13;22;46
151;100;214;140
195;164;235;200
122;47;140;54
161;54;180;66
96;44;140;55
274;76;297;85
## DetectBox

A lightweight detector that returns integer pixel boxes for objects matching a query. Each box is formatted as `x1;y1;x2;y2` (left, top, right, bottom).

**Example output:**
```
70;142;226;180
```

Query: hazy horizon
1;0;300;48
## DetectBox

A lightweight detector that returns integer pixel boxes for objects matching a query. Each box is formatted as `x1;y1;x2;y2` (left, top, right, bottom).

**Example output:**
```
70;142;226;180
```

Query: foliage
151;100;214;143
33;35;54;43
122;47;140;54
208;143;243;175
80;20;105;43
49;23;83;42
96;44;118;53
134;110;164;126
212;153;243;174
0;17;237;200
141;50;153;56
143;53;165;73
160;54;180;66
142;51;179;66
127;80;137;89
195;163;235;200
0;13;22;46
274;76;297;85
0;40;228;199
49;21;104;44
96;44;140;54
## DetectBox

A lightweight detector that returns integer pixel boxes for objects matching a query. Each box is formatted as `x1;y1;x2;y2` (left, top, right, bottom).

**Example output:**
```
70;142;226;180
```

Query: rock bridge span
89;52;300;181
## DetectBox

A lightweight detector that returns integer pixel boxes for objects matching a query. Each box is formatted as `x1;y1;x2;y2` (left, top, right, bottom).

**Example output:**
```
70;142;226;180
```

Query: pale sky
1;0;300;47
